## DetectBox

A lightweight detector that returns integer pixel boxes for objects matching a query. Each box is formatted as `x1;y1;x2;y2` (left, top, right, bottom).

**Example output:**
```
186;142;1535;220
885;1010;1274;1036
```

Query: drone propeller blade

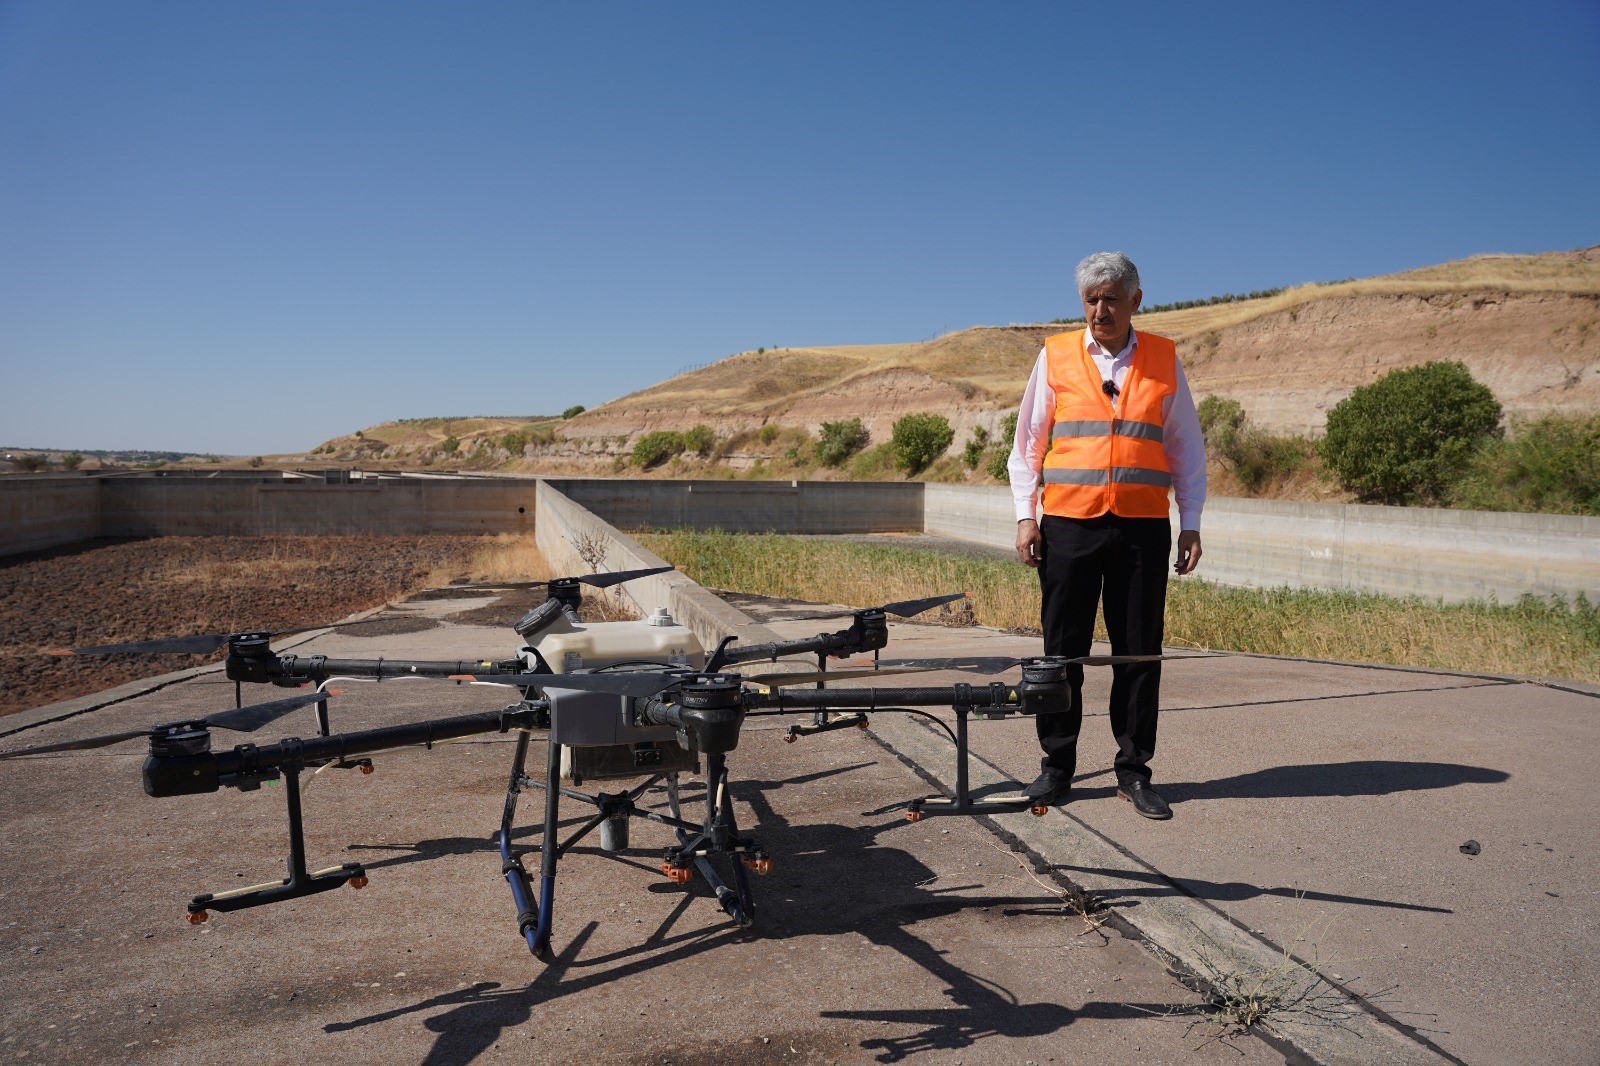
449;671;685;699
203;689;341;733
438;565;675;593
53;634;234;657
878;592;970;618
782;592;968;623
576;565;676;589
0;729;153;759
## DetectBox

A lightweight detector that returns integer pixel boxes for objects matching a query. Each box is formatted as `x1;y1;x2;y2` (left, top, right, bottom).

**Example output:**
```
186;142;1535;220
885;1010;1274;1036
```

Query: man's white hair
1075;252;1140;297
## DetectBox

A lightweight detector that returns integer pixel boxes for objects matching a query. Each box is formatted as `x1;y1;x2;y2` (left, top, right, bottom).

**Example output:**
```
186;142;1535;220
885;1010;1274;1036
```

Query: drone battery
545;686;696;782
562;741;697;784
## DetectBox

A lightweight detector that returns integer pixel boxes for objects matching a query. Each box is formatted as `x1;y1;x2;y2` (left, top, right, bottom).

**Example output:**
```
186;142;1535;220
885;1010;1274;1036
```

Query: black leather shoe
1022;769;1072;805
1117;780;1172;820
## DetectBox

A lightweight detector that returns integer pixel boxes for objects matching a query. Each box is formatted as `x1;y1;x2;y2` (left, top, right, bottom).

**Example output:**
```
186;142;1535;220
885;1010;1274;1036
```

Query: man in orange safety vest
1006;251;1207;820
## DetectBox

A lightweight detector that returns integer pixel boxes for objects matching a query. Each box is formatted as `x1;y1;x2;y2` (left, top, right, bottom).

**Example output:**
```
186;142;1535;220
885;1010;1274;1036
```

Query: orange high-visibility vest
1040;329;1177;519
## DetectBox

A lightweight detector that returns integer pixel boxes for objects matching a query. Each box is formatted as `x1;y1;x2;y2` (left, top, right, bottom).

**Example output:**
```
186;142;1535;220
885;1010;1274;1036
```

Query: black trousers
1035;513;1170;786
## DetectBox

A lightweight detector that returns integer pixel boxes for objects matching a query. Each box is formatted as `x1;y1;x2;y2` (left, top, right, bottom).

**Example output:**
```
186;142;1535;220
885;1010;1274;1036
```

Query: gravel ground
0;536;493;716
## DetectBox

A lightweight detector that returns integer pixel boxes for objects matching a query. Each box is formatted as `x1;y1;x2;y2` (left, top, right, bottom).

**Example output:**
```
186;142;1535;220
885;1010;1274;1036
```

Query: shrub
562;405;586;419
1320;361;1501;503
1195;395;1307;492
683;424;716;456
440;436;461;455
249;456;263;468
12;453;48;472
890;413;955;473
816;418;870;466
1197;396;1246;455
354;430;364;439
757;424;780;444
500;431;527;455
631;431;685;468
984;412;1019;480
1451;413;1600;515
962;426;989;468
61;452;84;470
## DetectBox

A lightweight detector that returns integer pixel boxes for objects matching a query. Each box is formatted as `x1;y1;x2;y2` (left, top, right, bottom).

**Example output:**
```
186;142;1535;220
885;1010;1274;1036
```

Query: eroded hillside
315;247;1600;466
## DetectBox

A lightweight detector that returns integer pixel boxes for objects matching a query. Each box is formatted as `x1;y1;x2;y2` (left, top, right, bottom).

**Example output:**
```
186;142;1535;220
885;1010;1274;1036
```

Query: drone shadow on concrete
323;760;1184;1065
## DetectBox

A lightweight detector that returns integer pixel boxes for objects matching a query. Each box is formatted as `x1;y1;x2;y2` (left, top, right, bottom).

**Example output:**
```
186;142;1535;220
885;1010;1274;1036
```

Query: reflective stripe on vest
1041;466;1173;487
1050;418;1165;443
1038;329;1177;520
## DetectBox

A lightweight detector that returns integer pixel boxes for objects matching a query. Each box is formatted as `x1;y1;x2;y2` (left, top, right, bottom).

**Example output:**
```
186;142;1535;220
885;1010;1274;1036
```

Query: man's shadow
1148;759;1509;803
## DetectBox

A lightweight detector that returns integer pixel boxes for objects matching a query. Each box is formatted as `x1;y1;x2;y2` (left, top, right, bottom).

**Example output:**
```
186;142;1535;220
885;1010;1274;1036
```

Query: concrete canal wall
3;473;1595;604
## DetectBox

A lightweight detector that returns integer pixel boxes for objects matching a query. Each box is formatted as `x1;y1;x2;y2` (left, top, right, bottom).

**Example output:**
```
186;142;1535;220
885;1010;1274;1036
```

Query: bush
816;418;870;466
61;452;84;470
249;456;263;468
1196;395;1308;492
1451;413;1600;515
1320;361;1501;503
961;426;989;468
683;424;716;456
500;431;527;455
440;436;461;455
890;413;954;473
631;431;686;468
562;405;586;419
984;412;1019;480
12;453;48;472
757;424;780;444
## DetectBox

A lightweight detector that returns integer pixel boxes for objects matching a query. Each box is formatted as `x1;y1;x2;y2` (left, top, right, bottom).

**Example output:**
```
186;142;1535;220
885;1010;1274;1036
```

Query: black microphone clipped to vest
1101;378;1119;400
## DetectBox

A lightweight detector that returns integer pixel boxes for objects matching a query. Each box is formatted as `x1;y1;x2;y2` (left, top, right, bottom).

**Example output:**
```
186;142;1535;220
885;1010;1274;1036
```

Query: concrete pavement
1;588;1596;1064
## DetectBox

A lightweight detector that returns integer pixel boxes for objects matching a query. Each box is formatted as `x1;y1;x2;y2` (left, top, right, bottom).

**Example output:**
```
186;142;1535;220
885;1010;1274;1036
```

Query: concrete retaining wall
5;473;1596;604
534;481;783;657
924;483;1600;604
0;477;102;556
548;478;922;535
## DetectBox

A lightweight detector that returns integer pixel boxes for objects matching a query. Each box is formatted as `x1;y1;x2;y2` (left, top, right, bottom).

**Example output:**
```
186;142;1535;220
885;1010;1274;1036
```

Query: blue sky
2;1;1597;454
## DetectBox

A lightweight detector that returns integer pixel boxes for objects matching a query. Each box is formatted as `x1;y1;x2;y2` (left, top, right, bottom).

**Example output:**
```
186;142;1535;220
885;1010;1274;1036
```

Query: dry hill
318;246;1599;465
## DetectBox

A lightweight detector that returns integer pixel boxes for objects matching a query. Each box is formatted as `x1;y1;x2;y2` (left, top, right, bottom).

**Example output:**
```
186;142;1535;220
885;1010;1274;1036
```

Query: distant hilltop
312;246;1599;473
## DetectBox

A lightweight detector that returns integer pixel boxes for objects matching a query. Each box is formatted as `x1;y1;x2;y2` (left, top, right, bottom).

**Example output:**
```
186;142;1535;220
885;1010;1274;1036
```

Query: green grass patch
635;531;1600;683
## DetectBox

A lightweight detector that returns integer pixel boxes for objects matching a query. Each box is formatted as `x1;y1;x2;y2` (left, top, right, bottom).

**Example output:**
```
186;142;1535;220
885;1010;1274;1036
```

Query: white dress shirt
1007;330;1207;531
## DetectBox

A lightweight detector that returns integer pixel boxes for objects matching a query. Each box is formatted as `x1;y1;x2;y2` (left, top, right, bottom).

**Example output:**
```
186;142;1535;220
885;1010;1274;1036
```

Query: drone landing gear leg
905;706;1048;822
662;754;761;928
497;730;553;959
784;651;868;742
187;763;366;922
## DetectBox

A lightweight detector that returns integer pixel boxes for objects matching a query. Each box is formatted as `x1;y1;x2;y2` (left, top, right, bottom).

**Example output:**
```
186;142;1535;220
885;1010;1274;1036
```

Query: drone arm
144;704;548;798
234;653;525;685
746;661;1069;718
718;625;883;667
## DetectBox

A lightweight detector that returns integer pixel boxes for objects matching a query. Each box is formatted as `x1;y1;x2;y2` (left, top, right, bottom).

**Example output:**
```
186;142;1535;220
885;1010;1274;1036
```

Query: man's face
1082;279;1141;350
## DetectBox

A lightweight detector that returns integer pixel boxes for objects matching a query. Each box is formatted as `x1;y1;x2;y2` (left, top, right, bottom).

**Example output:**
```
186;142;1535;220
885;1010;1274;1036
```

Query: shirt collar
1084;329;1138;361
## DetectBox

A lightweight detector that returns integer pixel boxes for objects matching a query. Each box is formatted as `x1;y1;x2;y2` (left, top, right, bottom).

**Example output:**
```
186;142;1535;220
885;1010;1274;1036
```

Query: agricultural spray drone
6;565;1176;961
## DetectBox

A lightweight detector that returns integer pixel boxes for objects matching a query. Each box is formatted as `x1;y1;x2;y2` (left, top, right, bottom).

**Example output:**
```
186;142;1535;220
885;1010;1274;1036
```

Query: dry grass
1158;917;1377;1044
1138;250;1600;339
422;533;551;589
636;531;1600;683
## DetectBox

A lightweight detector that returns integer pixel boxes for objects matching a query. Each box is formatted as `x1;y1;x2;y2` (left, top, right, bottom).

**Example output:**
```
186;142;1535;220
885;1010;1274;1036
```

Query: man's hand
1016;519;1042;568
1174;529;1202;575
